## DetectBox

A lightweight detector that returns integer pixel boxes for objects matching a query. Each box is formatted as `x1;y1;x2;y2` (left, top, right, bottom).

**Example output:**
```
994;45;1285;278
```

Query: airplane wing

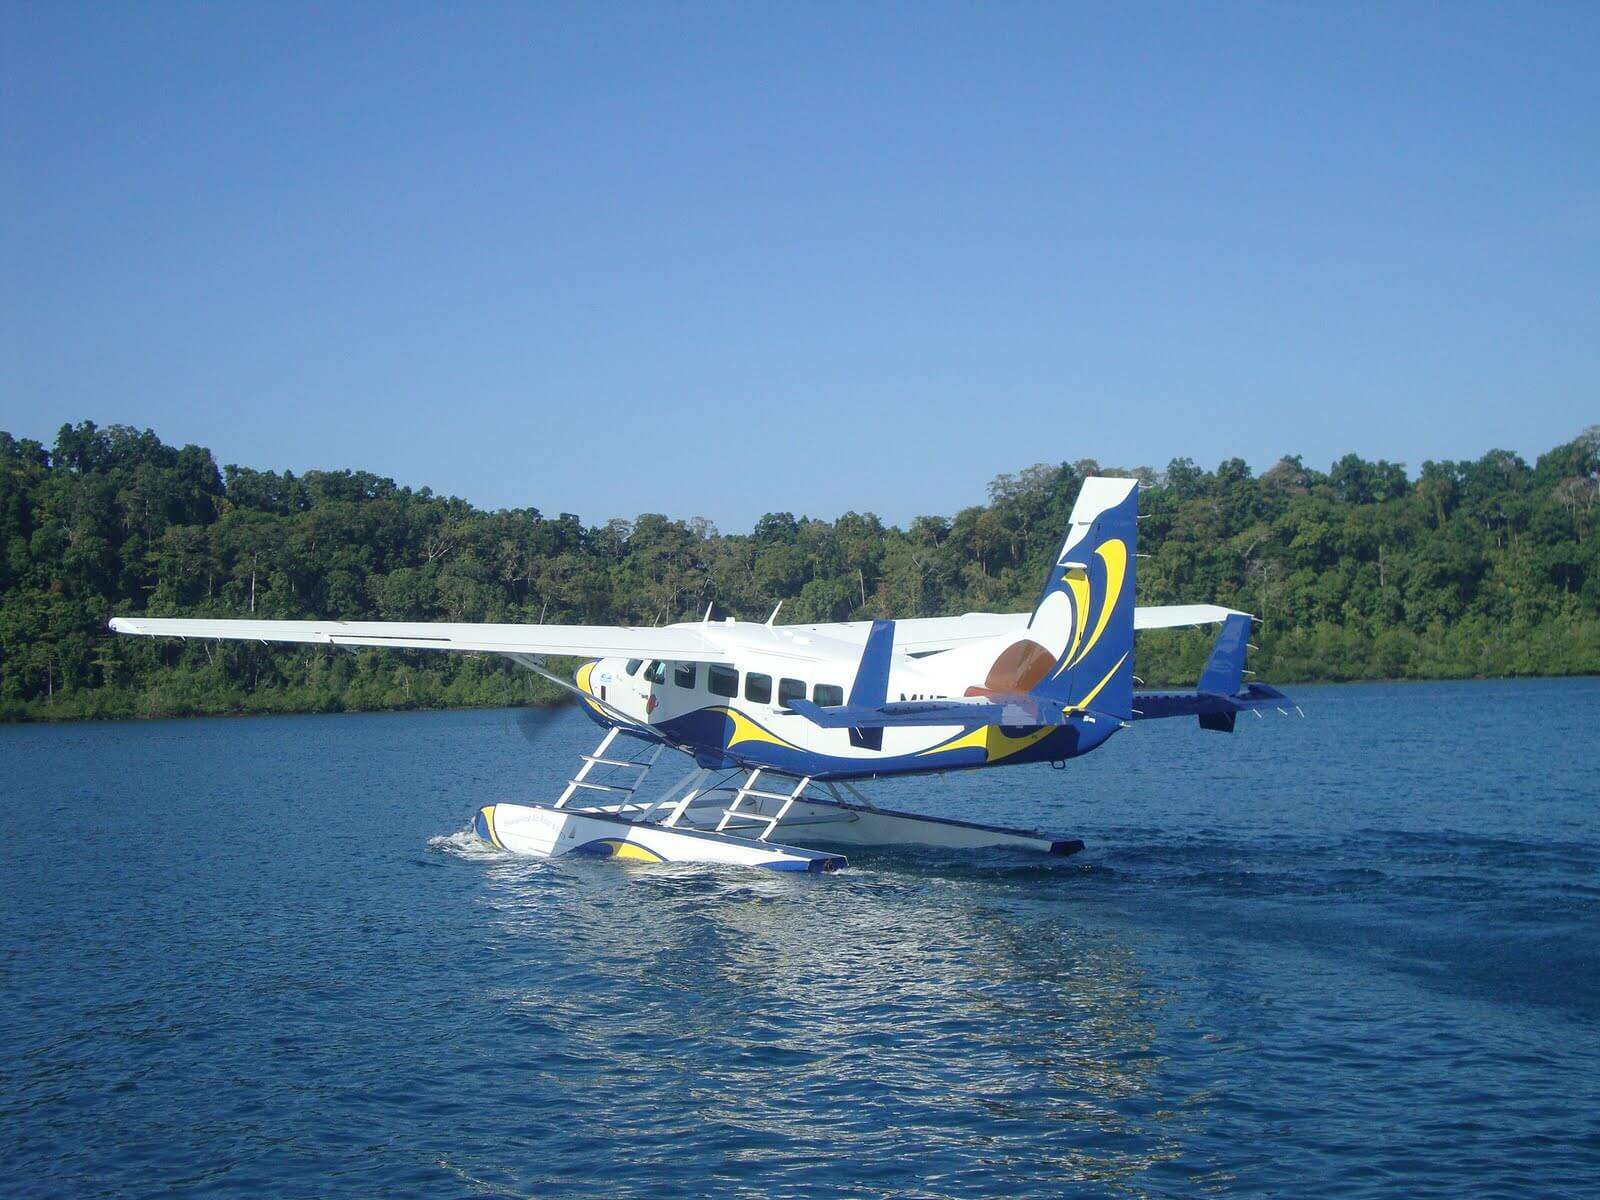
782;613;1030;653
106;616;741;663
109;603;1250;664
1133;604;1251;629
894;614;1030;651
793;605;1250;654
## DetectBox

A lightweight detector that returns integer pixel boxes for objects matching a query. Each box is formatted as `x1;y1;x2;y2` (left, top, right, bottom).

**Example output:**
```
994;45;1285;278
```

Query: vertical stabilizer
1197;613;1254;697
1195;612;1254;732
972;477;1138;719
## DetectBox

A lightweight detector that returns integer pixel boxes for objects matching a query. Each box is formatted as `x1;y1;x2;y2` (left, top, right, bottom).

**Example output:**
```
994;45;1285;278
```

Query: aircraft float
112;477;1296;872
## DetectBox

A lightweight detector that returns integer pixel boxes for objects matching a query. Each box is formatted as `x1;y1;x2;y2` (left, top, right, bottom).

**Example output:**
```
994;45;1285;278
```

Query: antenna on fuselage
766;601;784;627
704;601;714;624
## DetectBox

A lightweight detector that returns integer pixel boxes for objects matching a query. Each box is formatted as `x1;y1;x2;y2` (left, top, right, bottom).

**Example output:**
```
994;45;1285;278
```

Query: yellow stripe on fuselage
715;706;799;751
575;660;605;714
918;651;1129;761
916;723;1054;762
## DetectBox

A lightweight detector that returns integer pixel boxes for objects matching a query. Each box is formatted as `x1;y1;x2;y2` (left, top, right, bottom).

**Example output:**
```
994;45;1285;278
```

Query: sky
2;2;1596;530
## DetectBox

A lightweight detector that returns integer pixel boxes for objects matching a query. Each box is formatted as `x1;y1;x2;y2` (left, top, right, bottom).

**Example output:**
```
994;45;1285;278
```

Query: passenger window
674;662;697;689
625;659;643;676
814;684;844;708
778;678;806;707
708;664;738;698
745;673;772;704
644;660;666;684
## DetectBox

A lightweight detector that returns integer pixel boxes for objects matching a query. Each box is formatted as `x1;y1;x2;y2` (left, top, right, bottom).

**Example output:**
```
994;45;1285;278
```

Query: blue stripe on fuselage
573;703;1119;782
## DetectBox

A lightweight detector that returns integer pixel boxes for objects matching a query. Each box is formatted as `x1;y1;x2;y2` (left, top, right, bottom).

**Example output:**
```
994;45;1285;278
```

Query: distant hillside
2;421;1597;720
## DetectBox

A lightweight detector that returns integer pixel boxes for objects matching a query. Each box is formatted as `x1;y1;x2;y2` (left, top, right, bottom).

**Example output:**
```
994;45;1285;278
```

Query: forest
2;420;1597;720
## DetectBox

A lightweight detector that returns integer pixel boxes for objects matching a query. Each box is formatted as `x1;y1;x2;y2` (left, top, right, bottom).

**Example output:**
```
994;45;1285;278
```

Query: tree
3;419;1598;720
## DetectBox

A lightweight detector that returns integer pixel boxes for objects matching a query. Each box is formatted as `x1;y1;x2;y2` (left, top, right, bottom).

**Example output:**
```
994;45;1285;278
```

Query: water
2;679;1597;1199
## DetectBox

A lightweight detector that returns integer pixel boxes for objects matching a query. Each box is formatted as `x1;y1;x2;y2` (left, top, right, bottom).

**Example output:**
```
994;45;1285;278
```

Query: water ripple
2;680;1598;1197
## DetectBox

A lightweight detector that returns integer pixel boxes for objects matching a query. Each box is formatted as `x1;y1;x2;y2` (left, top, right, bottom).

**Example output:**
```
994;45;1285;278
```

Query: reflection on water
471;851;1189;1196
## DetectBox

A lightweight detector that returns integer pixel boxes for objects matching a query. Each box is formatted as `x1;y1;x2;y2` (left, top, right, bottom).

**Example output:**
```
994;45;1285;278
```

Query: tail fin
972;477;1139;719
1195;613;1253;731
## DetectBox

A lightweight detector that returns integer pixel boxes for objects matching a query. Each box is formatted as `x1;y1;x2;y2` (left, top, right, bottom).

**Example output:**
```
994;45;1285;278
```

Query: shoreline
5;672;1595;726
0;693;572;726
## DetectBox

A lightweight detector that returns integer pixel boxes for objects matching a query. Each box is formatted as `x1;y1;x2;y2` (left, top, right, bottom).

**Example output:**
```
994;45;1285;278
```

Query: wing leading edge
106;616;740;663
108;602;1254;667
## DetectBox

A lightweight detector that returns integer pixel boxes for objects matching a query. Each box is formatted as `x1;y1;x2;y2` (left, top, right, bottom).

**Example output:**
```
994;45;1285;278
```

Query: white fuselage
578;618;1058;771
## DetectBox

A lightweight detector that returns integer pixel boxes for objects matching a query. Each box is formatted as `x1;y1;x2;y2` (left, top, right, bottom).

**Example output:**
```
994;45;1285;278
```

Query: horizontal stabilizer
1132;681;1288;723
1131;612;1294;731
788;694;1126;731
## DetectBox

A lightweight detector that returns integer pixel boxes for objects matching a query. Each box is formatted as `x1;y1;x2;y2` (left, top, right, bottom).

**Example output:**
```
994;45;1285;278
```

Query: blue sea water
2;678;1597;1199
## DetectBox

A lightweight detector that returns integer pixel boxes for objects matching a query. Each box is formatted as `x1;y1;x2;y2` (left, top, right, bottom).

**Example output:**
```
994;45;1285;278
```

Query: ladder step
580;755;653;770
739;788;806;803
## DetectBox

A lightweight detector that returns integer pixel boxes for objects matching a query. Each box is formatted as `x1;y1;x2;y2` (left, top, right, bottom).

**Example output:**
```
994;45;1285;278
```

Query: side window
814;683;844;707
708;664;738;698
644;660;666;684
778;678;806;707
673;662;697;689
625;659;643;676
744;672;772;704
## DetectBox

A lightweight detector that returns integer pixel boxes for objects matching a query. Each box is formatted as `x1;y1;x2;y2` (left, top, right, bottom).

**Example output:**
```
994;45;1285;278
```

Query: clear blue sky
3;2;1595;529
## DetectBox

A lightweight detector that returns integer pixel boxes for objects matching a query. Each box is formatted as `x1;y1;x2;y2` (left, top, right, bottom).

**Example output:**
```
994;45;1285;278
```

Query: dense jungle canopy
2;421;1597;720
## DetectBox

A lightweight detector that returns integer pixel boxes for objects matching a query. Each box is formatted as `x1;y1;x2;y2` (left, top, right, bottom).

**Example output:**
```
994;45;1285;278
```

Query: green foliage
2;421;1597;721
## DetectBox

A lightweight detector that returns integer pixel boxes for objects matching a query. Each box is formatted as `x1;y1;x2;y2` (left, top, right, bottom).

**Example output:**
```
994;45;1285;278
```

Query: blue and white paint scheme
110;477;1296;872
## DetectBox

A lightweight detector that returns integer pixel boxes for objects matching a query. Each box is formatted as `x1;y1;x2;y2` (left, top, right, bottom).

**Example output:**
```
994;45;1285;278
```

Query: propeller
507;654;658;739
509;695;578;746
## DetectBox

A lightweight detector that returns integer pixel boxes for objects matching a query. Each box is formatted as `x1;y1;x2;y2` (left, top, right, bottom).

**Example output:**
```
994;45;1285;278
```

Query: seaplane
110;477;1294;872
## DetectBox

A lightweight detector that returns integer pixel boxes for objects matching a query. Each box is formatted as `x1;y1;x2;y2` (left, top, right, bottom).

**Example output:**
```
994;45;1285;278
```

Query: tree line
2;420;1596;720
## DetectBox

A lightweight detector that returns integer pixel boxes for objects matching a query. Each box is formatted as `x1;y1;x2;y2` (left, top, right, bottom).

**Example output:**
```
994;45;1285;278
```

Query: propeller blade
511;697;577;746
507;654;657;737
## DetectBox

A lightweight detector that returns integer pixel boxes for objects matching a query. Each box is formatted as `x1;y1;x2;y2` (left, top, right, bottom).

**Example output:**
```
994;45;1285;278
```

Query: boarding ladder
554;727;664;812
714;769;813;842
